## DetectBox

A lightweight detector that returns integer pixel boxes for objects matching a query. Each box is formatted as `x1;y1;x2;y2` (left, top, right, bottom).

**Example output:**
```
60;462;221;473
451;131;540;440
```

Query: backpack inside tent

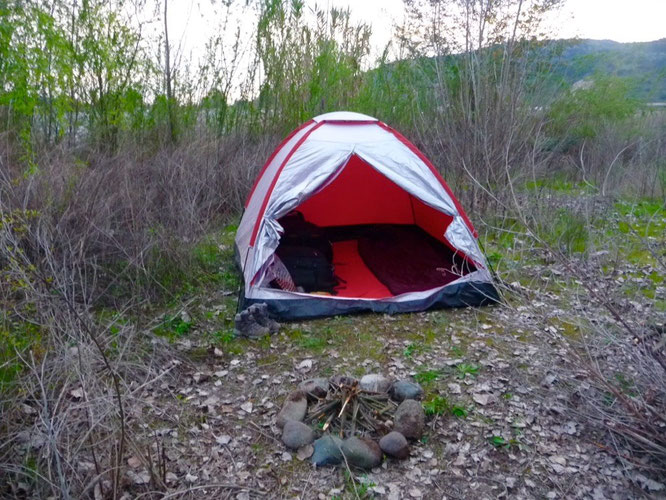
235;112;499;319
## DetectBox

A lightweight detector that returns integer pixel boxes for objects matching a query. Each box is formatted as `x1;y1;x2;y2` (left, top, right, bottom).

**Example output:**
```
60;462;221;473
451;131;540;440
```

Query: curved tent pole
244;120;315;208
376;121;478;238
248;121;326;247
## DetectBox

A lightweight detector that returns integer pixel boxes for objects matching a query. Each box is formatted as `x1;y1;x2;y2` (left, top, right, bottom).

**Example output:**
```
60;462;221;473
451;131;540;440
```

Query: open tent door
236;111;499;319
277;154;477;298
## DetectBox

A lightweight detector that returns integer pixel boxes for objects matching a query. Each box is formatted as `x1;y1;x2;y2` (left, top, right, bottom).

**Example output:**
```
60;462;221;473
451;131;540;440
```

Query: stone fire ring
276;374;425;470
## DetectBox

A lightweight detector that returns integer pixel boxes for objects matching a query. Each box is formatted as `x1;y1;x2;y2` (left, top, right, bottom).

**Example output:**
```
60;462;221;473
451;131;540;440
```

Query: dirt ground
126;282;661;499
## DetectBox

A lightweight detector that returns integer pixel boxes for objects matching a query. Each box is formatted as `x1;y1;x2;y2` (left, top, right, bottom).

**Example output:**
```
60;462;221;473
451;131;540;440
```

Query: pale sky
154;0;665;97
164;0;666;61
555;0;666;42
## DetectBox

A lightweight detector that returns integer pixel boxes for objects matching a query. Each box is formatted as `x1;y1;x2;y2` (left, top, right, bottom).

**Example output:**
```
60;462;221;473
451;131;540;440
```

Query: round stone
311;434;344;467
393;399;425;440
359;373;392;393
282;420;315;449
379;431;410;459
329;375;359;387
389;380;424;402
298;377;329;400
341;436;383;469
276;390;308;428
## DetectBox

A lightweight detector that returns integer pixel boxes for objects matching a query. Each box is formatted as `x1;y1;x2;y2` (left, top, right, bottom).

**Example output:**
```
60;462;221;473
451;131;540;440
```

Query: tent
235;111;499;319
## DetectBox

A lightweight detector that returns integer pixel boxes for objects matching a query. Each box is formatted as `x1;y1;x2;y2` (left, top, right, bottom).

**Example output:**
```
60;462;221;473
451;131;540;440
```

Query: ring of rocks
276;373;426;470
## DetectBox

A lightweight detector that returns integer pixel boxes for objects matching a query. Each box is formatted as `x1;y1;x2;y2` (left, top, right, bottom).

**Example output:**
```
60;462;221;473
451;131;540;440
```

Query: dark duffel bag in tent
278;211;333;262
275;244;339;294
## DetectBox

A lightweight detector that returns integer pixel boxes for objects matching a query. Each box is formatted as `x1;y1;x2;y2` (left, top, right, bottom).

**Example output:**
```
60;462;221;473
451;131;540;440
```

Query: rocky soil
117;264;663;499
11;197;659;499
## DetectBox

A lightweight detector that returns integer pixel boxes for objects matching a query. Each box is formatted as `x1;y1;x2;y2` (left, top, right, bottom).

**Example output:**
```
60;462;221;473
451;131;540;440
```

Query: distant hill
552;39;666;101
370;39;666;104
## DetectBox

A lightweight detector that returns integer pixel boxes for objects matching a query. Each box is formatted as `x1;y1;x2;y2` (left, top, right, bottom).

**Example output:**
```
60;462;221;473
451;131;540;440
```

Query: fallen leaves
296;358;313;372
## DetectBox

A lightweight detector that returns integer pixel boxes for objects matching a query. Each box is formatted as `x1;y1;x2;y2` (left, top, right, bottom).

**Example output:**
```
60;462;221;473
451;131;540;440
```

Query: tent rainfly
235;111;499;319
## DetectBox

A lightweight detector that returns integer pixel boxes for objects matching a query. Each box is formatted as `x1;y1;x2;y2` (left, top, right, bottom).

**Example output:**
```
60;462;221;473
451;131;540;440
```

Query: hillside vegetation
1;0;664;498
556;38;666;100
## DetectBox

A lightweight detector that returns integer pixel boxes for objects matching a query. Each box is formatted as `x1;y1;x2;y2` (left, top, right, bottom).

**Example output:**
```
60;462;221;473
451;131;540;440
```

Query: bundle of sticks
305;379;397;437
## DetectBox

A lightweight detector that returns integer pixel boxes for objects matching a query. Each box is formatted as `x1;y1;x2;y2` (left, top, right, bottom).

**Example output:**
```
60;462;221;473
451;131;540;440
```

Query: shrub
548;74;640;144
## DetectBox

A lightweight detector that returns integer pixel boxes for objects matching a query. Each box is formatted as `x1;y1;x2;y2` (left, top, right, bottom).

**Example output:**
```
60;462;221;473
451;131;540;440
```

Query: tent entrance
267;223;476;298
263;154;476;298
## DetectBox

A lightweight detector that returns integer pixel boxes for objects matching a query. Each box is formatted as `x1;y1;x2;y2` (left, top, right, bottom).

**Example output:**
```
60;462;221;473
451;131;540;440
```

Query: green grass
455;362;480;379
403;342;429;357
538;209;590;255
423;395;450;416
213;329;245;355
298;335;328;351
615;199;666;220
0;319;42;392
153;314;193;339
423;394;468;418
414;369;441;385
524;176;596;194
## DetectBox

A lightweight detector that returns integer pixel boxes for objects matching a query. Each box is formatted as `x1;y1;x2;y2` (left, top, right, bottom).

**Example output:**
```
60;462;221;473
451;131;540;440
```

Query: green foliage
423;395;449;416
455;363;480;379
423;394;468;418
340;469;375;499
537;209;590;255
486;252;503;268
0;319;41;392
557;39;666;101
414;369;441;384
354;57;432;128
213;329;246;355
298;335;327;352
403;340;432;357
615;199;666;220
153;314;192;339
525;176;596;194
488;435;508;448
450;405;468;418
548;74;640;144
488;434;523;450
255;0;371;133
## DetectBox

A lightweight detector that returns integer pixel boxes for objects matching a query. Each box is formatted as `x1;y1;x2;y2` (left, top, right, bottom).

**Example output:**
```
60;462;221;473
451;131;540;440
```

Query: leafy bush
548;74;640;144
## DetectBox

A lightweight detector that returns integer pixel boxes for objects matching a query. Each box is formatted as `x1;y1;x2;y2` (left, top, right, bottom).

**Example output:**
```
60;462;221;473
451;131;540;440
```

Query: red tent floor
331;240;392;299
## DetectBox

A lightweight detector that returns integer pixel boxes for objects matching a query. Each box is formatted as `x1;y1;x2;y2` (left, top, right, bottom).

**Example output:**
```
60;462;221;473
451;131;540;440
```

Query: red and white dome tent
235;111;499;319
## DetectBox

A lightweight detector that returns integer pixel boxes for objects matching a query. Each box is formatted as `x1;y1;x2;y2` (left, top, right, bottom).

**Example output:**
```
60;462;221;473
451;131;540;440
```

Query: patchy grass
59;191;662;497
414;368;441;386
537;209;590;255
524;176;597;194
0;319;42;392
455;362;480;379
153;314;193;339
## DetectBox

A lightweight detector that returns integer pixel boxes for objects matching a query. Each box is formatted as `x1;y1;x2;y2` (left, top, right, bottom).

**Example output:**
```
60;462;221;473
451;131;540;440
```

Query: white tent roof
312;111;377;122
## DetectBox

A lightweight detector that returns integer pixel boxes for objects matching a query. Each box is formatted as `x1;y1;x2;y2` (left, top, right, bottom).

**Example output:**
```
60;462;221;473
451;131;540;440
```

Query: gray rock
341;436;383;469
393;399;425;440
329;375;358;388
389;380;424;402
276;390;308;428
298;377;329;400
311;434;344;466
360;373;392;393
281;420;315;449
379;431;410;459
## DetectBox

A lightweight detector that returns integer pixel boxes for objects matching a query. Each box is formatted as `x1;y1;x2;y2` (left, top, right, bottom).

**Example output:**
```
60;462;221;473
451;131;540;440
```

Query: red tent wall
296;154;453;242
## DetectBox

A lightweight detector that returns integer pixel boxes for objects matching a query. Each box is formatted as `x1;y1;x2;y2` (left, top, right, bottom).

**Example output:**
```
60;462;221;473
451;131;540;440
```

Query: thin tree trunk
164;0;175;142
